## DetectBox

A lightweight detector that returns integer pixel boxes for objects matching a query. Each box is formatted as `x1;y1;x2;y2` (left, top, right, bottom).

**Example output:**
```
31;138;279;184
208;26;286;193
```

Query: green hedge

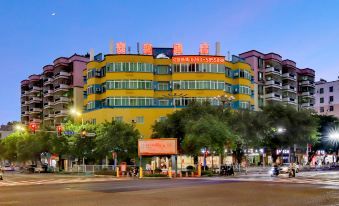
144;173;168;177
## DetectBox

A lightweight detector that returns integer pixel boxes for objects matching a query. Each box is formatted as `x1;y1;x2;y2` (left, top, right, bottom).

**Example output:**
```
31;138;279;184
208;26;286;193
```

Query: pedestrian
0;167;4;180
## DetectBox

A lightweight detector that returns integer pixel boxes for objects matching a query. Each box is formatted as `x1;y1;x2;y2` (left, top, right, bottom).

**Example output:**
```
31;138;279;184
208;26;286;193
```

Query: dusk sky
0;0;339;124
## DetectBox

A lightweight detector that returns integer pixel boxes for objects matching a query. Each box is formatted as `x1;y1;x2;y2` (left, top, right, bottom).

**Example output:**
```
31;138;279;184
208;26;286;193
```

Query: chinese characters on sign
199;43;209;55
116;42;126;54
143;43;153;55
138;139;178;156
173;43;183;55
172;56;225;64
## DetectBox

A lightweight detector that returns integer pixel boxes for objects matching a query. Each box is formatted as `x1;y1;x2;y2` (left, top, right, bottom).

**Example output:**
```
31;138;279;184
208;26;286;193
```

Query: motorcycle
288;168;296;178
270;166;279;177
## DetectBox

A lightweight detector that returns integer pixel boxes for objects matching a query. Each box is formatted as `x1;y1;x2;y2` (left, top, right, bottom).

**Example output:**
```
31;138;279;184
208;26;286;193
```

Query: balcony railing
300;80;315;87
29;97;42;103
54;71;71;80
43;102;54;109
265;92;282;100
43;78;54;85
282;73;297;80
54;110;68;117
265;80;282;88
265;67;282;75
54;84;70;90
54;96;69;104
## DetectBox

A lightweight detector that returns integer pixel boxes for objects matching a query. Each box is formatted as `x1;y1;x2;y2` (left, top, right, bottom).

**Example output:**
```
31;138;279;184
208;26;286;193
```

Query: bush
144;173;168;178
154;168;162;174
201;170;213;177
186;165;195;171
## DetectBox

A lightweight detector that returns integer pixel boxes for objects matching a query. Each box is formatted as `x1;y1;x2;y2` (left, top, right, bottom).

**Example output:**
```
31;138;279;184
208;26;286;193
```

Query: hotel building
83;43;255;138
239;50;315;110
315;78;339;118
20;54;89;126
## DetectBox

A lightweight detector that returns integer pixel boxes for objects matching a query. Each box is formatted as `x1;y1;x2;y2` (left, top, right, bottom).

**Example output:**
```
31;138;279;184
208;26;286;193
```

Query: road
1;171;339;206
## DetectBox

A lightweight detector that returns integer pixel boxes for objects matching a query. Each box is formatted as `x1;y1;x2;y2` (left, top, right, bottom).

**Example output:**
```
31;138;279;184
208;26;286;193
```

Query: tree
152;101;219;153
95;121;140;163
182;115;236;156
260;103;319;162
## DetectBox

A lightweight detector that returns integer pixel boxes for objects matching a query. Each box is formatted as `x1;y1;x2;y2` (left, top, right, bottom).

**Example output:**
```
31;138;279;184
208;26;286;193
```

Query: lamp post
70;108;83;125
328;126;339;163
14;124;26;132
214;93;234;166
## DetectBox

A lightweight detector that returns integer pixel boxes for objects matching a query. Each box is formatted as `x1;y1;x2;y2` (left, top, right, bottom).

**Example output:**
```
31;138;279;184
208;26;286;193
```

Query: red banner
172;56;225;64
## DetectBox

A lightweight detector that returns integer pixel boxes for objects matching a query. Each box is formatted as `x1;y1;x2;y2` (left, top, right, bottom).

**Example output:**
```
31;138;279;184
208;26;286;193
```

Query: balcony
282;73;297;81
32;118;42;123
265;80;282;88
300;80;315;87
54;110;68;117
301;91;315;97
29;97;42;104
265;92;282;101
283;97;297;104
43;102;54;109
54;84;70;93
21;91;29;96
282;85;297;93
54;72;71;81
43;78;54;86
265;67;282;75
43;90;54;97
30;108;42;114
44;113;55;120
54;96;69;105
21;111;29;116
29;86;42;93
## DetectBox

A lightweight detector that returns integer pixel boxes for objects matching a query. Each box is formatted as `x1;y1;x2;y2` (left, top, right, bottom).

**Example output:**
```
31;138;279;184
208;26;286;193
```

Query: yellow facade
83;53;254;138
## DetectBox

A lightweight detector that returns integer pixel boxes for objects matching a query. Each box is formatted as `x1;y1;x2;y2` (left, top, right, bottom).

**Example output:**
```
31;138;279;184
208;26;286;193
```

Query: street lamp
277;127;286;134
328;127;339;163
213;93;235;109
69;108;83;125
14;124;26;132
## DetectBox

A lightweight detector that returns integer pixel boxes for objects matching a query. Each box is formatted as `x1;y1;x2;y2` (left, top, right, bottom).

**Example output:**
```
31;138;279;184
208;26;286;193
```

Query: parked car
3;165;15;171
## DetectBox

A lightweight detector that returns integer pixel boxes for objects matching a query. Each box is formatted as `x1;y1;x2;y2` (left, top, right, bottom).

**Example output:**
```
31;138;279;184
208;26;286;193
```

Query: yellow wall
82;54;255;138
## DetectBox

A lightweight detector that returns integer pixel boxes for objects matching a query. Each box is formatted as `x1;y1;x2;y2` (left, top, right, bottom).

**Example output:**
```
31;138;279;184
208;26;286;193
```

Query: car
3;165;15;171
279;163;300;174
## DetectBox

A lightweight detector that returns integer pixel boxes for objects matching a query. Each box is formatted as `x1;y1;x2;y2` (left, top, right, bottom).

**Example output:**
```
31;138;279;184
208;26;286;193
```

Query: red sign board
116;42;126;54
138;138;177;156
199;43;209;55
143;43;153;55
172;56;225;64
173;43;183;55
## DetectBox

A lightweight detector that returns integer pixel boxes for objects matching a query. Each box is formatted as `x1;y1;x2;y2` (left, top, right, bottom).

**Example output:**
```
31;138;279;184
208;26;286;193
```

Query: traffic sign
86;132;96;137
64;131;75;135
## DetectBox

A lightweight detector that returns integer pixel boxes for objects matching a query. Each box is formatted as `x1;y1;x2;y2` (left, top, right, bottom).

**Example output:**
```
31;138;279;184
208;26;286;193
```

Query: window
320;107;324;113
172;80;225;90
329;86;333;92
106;97;153;107
329;106;334;111
330;96;334;102
105;62;153;72
320;98;324;103
106;80;153;90
159;116;167;122
157;65;169;74
258;58;264;68
136;116;144;124
158;82;169;91
114;116;123;122
319;88;324;94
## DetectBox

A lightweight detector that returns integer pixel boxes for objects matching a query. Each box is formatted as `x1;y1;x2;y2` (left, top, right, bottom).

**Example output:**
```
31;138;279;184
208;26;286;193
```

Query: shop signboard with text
172;56;225;64
138;138;177;156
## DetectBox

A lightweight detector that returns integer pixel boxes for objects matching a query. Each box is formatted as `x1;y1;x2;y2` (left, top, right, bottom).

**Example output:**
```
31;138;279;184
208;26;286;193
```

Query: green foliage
183;115;235;156
154;168;162;174
95;120;140;161
201;170;213;177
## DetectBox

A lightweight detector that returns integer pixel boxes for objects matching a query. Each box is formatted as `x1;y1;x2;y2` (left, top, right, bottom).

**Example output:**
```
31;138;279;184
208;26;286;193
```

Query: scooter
270;166;280;177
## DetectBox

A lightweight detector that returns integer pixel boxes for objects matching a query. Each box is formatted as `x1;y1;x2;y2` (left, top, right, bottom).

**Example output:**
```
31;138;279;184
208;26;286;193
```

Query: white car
280;163;299;173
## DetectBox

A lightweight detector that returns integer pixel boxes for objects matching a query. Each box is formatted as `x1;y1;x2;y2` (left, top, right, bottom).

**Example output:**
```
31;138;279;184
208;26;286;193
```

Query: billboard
172;56;225;64
138;138;177;156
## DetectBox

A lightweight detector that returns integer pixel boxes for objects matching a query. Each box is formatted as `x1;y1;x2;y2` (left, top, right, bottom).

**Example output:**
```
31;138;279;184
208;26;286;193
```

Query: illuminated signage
199;43;209;55
116;42;126;54
173;43;183;55
138;138;177;156
172;56;225;64
143;43;153;55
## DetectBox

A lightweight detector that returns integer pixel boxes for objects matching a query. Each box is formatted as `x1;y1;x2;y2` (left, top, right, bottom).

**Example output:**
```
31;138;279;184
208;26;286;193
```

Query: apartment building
239;50;315;110
315;78;339;118
82;43;255;138
20;54;89;126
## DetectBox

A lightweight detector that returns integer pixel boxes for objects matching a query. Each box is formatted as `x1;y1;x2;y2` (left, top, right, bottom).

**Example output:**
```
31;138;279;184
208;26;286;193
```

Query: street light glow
70;108;81;116
328;126;339;145
277;127;285;134
15;124;25;132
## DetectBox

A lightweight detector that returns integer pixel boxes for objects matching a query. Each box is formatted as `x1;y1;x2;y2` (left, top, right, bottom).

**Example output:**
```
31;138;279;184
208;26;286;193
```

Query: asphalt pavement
1;171;339;206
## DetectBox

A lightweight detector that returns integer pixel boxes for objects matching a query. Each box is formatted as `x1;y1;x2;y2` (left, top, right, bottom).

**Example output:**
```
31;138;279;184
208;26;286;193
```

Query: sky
0;0;339;124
